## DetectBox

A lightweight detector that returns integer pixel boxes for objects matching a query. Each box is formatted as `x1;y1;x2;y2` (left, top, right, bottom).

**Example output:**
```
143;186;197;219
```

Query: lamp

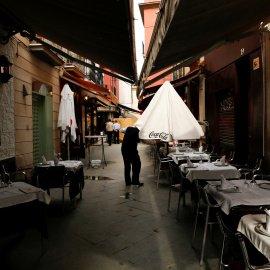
0;55;13;83
23;84;29;96
83;95;89;101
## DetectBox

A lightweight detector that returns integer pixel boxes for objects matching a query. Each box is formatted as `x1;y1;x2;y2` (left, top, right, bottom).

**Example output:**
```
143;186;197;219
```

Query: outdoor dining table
85;135;107;169
237;214;270;261
205;179;270;215
168;151;210;164
180;162;240;182
34;160;84;200
0;182;51;238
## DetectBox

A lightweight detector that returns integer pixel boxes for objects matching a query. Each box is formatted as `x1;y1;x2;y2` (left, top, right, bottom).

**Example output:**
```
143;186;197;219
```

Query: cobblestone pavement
0;142;222;270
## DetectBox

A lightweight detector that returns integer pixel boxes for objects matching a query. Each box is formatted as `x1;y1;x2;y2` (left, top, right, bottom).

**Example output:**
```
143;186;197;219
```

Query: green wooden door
32;92;54;165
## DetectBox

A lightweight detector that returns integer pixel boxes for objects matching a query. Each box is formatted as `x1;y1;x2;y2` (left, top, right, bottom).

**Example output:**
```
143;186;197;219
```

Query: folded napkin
220;174;233;190
54;156;59;166
199;146;203;152
220;155;226;165
42;155;47;165
186;157;194;167
265;208;270;232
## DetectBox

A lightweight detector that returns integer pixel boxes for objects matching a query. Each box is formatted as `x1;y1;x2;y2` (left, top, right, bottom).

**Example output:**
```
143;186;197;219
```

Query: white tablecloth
180;162;240;182
205;180;270;215
168;152;210;164
0;182;51;209
46;160;83;173
237;214;270;261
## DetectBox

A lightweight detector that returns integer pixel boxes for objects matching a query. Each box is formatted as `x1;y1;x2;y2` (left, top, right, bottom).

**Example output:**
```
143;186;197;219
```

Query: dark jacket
122;127;140;152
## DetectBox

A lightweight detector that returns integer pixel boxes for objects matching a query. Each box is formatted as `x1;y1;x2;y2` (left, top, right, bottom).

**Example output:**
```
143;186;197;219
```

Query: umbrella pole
67;133;70;160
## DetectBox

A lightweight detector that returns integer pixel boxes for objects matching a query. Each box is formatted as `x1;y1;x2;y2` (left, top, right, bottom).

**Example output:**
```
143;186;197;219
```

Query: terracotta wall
12;35;61;169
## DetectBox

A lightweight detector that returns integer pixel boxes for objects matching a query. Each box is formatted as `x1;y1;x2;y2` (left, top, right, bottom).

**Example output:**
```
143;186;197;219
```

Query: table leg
101;138;107;169
87;142;91;169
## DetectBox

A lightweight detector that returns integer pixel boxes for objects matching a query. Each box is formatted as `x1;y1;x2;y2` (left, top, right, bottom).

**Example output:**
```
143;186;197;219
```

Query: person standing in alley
113;120;120;144
106;119;113;146
120;126;143;186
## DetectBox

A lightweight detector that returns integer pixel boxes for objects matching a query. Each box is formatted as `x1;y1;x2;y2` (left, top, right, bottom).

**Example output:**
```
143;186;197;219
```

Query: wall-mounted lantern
23;84;29;96
83;95;89;101
0;55;13;83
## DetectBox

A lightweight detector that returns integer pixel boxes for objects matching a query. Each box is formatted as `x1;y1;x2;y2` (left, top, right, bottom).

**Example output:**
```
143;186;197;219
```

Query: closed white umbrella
57;84;78;158
134;81;204;141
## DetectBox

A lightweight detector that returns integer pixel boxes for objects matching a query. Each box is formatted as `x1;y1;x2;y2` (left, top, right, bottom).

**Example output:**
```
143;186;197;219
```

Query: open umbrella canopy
57;84;78;143
134;81;204;142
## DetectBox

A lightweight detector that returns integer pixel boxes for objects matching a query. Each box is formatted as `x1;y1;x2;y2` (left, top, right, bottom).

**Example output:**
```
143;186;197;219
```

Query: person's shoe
132;182;144;187
126;183;131;186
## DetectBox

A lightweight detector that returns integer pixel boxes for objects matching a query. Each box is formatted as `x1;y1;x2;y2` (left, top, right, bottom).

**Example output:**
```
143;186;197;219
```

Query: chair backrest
48;166;66;188
237;233;270;269
228;150;235;162
254;157;263;170
37;165;66;189
36;165;50;189
194;179;219;207
216;212;244;261
169;161;181;186
253;174;270;181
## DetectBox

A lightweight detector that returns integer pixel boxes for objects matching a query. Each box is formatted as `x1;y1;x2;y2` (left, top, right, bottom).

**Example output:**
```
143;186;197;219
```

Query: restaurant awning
60;71;111;106
143;68;201;96
0;0;137;83
138;0;270;96
118;103;140;114
29;44;65;67
138;68;201;110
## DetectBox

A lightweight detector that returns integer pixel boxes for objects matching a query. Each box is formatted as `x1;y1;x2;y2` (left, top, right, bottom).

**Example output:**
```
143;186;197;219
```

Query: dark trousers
114;131;119;144
121;149;141;185
107;131;113;145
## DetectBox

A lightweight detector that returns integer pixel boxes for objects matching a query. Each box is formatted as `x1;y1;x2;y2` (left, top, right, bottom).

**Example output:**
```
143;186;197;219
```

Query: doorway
32;80;54;165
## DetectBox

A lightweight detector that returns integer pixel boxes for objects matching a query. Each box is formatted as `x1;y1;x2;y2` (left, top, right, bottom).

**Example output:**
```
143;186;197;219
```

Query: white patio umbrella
57;83;78;159
134;81;204;141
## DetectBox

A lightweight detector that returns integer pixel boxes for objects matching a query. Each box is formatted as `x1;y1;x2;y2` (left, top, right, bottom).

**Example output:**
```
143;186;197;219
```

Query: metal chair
237;234;270;270
238;157;263;180
1;164;28;184
168;161;181;212
216;212;245;270
226;150;235;164
37;165;68;213
192;179;220;266
175;168;192;218
168;161;192;214
155;150;172;188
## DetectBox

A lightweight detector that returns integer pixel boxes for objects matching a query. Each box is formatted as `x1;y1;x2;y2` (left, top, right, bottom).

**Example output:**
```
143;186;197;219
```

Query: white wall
119;80;132;107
